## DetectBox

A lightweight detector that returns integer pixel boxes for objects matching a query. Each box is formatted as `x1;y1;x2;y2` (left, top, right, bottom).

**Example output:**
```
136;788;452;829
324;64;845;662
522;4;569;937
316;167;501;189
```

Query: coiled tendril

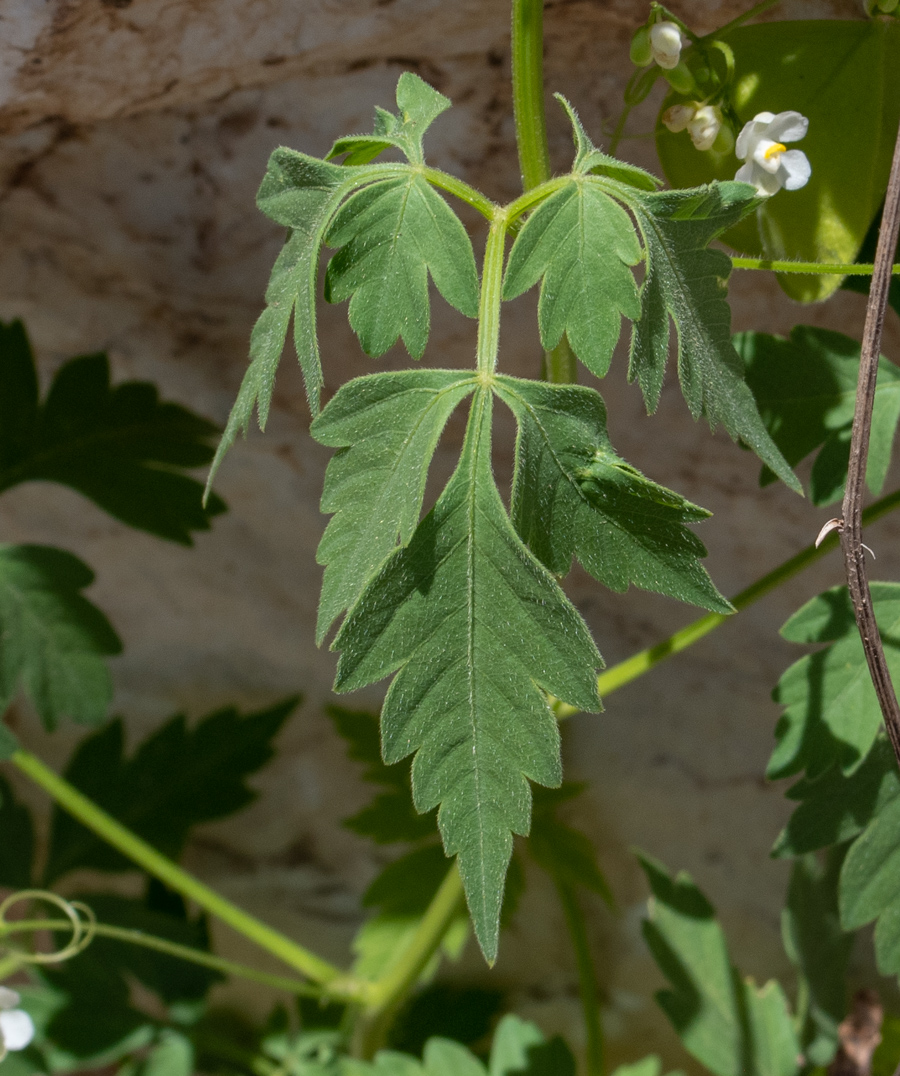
0;890;97;965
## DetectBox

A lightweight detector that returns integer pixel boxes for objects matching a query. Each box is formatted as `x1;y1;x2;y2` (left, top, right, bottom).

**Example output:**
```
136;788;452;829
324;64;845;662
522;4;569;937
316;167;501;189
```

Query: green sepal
737;326;900;504
624;184;799;493
324;175;479;359
640;853;800;1076
332;389;602;961
555;94;660;190
0;545;121;730
327;73;452;166
0;322;225;544
768;584;900;780
502;180;641;379
496;377;730;612
312;371;476;642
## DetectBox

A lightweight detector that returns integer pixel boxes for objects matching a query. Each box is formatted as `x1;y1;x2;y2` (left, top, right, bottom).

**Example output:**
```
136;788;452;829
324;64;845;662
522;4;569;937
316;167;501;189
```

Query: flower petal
734;162;757;186
767;110;808;144
0;1009;35;1052
779;149;812;191
736;117;768;160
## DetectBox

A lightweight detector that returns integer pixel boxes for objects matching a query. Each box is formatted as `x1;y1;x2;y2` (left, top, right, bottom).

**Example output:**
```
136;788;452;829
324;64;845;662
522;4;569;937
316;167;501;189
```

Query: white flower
0;987;35;1061
661;102;696;133
687;105;721;151
649;21;682;69
735;110;811;195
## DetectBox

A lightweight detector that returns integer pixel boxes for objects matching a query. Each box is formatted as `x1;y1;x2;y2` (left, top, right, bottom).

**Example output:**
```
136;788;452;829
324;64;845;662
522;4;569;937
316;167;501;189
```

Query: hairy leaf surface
208;151;350;485
555;94;660;192
333;389;602;960
781;851;851;1067
496;378;729;612
324;175;478;359
312;371;476;642
0;545;121;730
626;186;799;493
0;321;225;543
641;855;800;1076
502;181;641;378
45;699;295;881
768;584;900;780
737;326;900;503
328;73;452;166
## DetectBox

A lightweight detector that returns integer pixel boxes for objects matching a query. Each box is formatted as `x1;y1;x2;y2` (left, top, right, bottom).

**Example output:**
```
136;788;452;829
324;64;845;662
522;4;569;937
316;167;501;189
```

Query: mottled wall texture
0;0;892;1069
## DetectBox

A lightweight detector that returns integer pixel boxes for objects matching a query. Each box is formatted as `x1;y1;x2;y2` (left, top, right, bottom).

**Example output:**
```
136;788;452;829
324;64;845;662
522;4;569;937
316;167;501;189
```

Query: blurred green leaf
488;1015;576;1076
328;706;436;844
737;326;900;504
0;544;121;730
390;985;503;1059
497;377;729;612
640;854;800;1076
45;698;295;881
768;585;900;780
139;1030;195;1076
657;21;900;302
0;321;225;544
312;371;476;643
841;207;900;320
324;175;478;359
781;851;851;1067
528;784;613;906
0;772;34;888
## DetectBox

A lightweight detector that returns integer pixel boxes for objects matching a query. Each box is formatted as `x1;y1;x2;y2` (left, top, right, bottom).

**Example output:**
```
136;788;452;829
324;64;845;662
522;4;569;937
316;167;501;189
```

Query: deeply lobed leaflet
213;71;799;959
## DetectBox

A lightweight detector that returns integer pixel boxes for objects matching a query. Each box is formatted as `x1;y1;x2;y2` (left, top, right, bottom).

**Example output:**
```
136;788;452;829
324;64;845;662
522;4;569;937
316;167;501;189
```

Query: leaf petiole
733;257;900;276
422;167;496;220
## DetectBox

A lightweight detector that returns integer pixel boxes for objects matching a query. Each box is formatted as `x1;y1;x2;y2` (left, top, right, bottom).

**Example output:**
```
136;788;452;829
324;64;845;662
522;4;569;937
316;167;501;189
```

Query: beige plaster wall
0;0;891;1070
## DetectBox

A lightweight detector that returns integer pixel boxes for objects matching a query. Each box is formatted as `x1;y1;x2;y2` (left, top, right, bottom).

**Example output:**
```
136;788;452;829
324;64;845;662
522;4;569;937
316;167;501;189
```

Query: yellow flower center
764;142;786;160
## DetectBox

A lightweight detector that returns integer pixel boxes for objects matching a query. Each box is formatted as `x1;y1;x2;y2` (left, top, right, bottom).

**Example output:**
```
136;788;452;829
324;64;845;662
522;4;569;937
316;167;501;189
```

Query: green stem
542;338;578;383
555;485;900;717
422;167;496;221
512;0;551;190
554;880;604;1076
355;864;466;1059
9;750;352;993
711;0;781;36
732;257;900;276
2;918;321;997
477;212;509;376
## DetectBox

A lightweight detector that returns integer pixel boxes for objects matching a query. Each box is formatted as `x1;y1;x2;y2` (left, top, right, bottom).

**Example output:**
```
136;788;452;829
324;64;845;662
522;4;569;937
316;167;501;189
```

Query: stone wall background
0;0;893;1070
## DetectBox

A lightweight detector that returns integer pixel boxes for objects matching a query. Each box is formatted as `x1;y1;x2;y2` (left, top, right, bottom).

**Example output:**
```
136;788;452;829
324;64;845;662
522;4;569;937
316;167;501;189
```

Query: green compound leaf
0;545;121;730
0;321;225;544
772;738;900;859
528;784;614;907
781;851;851;1068
496;377;730;613
328;706;436;844
324;175;479;359
328;72;452;167
208;151;351;488
626;184;799;494
312;371;476;643
352;844;468;982
737;326;900;505
502;180;642;379
656;20;900;303
768;584;900;781
640;854;800;1076
44;698;295;882
332;389;602;961
840;792;900;979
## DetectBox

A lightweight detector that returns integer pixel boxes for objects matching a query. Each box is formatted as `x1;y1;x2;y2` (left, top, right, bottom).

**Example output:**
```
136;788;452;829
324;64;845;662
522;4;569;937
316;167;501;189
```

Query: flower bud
661;102;697;133
630;26;653;66
649;21;683;69
687;105;720;151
